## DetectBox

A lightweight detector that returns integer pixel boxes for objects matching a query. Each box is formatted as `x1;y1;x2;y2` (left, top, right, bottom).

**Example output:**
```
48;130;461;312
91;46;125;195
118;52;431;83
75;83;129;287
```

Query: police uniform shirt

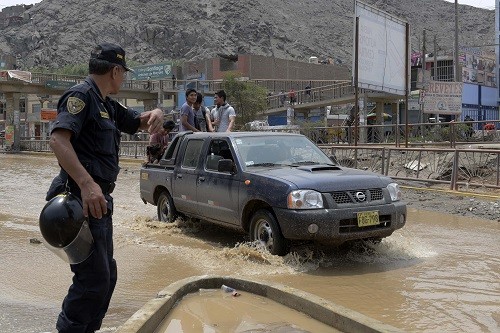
52;77;141;183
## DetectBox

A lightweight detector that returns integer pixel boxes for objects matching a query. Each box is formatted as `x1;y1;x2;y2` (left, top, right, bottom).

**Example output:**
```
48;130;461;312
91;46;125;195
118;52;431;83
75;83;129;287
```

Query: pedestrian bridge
1;72;401;116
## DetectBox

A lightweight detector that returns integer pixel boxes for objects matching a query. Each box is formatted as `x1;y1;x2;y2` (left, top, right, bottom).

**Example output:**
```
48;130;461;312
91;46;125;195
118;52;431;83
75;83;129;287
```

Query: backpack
202;107;209;131
194;107;209;132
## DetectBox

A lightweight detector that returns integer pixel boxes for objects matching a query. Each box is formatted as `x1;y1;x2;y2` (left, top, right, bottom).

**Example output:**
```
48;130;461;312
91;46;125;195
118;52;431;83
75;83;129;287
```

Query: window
205;139;233;171
19;99;26;113
435;60;454;82
181;139;203;168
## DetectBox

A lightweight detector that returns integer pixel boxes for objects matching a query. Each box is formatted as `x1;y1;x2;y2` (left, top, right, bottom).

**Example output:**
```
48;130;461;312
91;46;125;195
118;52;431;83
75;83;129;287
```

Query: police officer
48;42;164;333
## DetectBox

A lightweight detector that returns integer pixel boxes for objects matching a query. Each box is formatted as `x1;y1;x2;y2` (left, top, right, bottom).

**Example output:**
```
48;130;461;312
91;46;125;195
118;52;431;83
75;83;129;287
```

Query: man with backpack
193;92;214;132
179;88;198;132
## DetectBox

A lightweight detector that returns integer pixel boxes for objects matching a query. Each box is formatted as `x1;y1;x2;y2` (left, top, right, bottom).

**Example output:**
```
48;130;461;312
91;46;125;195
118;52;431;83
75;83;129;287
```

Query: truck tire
157;191;177;223
250;209;289;256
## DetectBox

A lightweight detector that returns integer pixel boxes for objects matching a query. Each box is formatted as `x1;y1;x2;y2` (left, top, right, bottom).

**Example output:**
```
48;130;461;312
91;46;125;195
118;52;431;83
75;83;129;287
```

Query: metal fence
14;139;148;160
319;145;500;191
4;135;499;193
302;120;500;147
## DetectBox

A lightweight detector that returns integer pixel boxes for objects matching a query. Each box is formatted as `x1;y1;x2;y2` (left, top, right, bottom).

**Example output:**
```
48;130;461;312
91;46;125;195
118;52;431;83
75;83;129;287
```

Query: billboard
130;63;173;80
423;81;463;115
459;48;496;87
354;1;407;95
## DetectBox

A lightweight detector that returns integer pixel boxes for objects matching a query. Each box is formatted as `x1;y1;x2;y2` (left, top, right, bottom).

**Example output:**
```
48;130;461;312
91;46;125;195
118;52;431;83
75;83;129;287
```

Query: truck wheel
250;209;289;256
157;191;177;223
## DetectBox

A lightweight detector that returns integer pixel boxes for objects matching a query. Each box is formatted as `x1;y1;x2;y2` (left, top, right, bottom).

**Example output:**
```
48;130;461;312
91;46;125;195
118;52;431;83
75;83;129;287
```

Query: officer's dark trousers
56;196;116;333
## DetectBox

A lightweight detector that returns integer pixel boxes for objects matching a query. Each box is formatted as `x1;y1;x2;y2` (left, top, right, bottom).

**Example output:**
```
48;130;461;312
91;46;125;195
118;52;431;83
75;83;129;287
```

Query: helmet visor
44;220;94;264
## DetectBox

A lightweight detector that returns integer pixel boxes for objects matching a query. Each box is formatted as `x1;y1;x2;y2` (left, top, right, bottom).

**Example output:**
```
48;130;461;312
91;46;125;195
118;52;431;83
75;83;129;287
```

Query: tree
222;73;268;130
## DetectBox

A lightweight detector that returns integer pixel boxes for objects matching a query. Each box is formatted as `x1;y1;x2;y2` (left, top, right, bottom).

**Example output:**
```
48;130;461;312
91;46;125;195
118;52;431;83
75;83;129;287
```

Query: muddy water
157;290;341;333
1;154;499;333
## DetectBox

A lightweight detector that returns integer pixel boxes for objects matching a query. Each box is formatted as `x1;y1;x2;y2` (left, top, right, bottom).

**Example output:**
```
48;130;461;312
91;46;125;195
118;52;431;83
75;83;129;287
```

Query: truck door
172;138;204;216
197;139;240;225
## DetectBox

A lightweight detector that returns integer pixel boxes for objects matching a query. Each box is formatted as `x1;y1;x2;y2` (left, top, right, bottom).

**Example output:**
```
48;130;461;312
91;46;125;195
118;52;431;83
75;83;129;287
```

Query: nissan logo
355;191;366;201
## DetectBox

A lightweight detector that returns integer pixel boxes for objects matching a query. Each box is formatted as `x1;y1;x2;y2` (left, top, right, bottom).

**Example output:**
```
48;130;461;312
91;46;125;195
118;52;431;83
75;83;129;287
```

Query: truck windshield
234;135;333;169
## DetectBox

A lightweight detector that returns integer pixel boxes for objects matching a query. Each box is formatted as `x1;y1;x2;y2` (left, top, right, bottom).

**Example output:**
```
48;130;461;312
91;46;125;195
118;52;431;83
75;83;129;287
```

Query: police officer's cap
91;42;134;72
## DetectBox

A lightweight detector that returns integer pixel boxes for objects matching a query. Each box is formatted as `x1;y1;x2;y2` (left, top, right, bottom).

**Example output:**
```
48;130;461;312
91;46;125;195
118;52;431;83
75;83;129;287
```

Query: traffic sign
130;63;173;80
46;80;76;90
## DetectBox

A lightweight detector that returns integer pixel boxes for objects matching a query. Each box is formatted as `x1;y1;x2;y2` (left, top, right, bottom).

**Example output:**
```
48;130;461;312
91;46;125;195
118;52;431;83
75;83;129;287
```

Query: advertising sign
423;81;463;115
408;91;420;111
41;108;57;121
5;125;14;146
354;1;407;95
459;48;496;87
131;63;173;80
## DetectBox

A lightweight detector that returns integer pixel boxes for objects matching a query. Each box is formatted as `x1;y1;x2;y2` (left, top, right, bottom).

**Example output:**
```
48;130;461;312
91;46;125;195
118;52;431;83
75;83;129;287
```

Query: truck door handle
198;176;205;182
176;174;183;179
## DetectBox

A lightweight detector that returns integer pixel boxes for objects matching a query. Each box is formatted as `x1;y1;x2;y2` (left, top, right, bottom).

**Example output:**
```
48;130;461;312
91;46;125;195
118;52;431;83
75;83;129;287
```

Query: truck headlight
387;183;402;202
287;190;324;209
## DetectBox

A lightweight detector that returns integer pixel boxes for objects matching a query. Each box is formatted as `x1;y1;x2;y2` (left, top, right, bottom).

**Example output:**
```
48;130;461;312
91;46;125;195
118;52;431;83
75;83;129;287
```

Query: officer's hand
138;108;164;134
81;182;108;219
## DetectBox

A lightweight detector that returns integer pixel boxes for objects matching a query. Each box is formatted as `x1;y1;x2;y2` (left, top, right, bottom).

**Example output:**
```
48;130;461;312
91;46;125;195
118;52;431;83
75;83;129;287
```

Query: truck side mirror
218;159;235;174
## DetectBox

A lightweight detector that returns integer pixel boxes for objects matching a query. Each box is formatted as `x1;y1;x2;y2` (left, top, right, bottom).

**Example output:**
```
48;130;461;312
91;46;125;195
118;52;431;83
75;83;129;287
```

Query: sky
443;0;496;10
0;0;497;10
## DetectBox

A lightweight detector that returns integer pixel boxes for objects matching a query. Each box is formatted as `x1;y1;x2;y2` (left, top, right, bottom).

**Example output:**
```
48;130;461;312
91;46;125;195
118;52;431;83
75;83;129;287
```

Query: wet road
0;154;499;332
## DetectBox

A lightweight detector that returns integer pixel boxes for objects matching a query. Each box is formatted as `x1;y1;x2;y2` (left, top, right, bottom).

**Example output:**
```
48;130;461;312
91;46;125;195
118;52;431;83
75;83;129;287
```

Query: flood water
0;154;499;333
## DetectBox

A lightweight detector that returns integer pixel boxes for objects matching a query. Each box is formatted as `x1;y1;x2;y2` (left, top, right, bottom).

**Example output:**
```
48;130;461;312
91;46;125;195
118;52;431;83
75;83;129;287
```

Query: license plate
357;211;379;227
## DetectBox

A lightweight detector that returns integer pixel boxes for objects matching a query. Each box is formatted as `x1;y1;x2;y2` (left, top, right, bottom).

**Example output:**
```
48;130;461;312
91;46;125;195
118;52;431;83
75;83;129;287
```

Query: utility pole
433;35;438;81
434;35;439;124
454;0;460;82
420;29;426;136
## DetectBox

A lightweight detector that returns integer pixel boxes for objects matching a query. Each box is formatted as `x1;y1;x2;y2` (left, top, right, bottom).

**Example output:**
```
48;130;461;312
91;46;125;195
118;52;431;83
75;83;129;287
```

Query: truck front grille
331;188;384;204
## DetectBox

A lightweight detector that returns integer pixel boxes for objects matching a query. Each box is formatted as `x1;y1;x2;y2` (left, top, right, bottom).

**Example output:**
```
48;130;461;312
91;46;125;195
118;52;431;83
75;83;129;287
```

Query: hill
0;0;495;71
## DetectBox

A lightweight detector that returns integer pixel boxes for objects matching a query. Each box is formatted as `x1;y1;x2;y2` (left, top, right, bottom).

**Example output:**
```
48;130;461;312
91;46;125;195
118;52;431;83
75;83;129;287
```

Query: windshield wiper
247;162;287;167
291;161;318;166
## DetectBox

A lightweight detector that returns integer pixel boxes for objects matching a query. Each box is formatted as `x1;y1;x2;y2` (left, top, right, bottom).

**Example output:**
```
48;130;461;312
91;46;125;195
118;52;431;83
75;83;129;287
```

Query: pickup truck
140;131;407;256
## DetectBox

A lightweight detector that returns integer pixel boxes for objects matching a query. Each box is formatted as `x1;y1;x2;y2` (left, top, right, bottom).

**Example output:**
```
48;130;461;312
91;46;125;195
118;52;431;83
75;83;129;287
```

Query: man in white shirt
213;90;236;132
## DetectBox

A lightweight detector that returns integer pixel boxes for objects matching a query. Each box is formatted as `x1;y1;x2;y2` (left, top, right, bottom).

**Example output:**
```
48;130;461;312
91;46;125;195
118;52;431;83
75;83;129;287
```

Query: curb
116;275;404;333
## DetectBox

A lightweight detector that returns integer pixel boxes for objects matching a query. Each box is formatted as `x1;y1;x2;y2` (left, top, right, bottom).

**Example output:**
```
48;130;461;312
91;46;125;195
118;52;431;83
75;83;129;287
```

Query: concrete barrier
116;275;404;333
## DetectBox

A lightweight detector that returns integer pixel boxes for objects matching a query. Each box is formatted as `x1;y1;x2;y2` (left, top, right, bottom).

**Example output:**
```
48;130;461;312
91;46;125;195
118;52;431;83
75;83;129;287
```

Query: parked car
140;131;407;255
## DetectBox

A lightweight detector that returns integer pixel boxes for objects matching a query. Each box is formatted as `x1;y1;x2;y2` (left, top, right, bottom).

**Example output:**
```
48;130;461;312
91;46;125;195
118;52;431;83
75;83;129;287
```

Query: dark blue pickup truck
140;131;406;256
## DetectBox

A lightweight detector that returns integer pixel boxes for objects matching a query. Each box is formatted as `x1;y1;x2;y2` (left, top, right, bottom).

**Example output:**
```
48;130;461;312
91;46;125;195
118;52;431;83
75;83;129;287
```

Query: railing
302;120;500;147
9;135;499;193
17;139;149;159
2;72;352;99
319;145;500;191
266;81;354;109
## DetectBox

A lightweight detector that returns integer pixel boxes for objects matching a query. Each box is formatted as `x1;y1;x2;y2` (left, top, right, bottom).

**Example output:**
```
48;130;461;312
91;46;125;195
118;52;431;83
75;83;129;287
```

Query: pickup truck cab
140;131;407;256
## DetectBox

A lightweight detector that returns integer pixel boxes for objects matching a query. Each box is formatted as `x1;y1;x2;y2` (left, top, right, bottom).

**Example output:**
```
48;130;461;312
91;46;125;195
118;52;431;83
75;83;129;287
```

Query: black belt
67;178;115;195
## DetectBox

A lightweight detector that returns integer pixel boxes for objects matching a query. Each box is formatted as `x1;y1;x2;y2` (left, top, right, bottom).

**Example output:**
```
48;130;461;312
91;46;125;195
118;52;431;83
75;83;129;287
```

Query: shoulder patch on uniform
67;97;85;115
